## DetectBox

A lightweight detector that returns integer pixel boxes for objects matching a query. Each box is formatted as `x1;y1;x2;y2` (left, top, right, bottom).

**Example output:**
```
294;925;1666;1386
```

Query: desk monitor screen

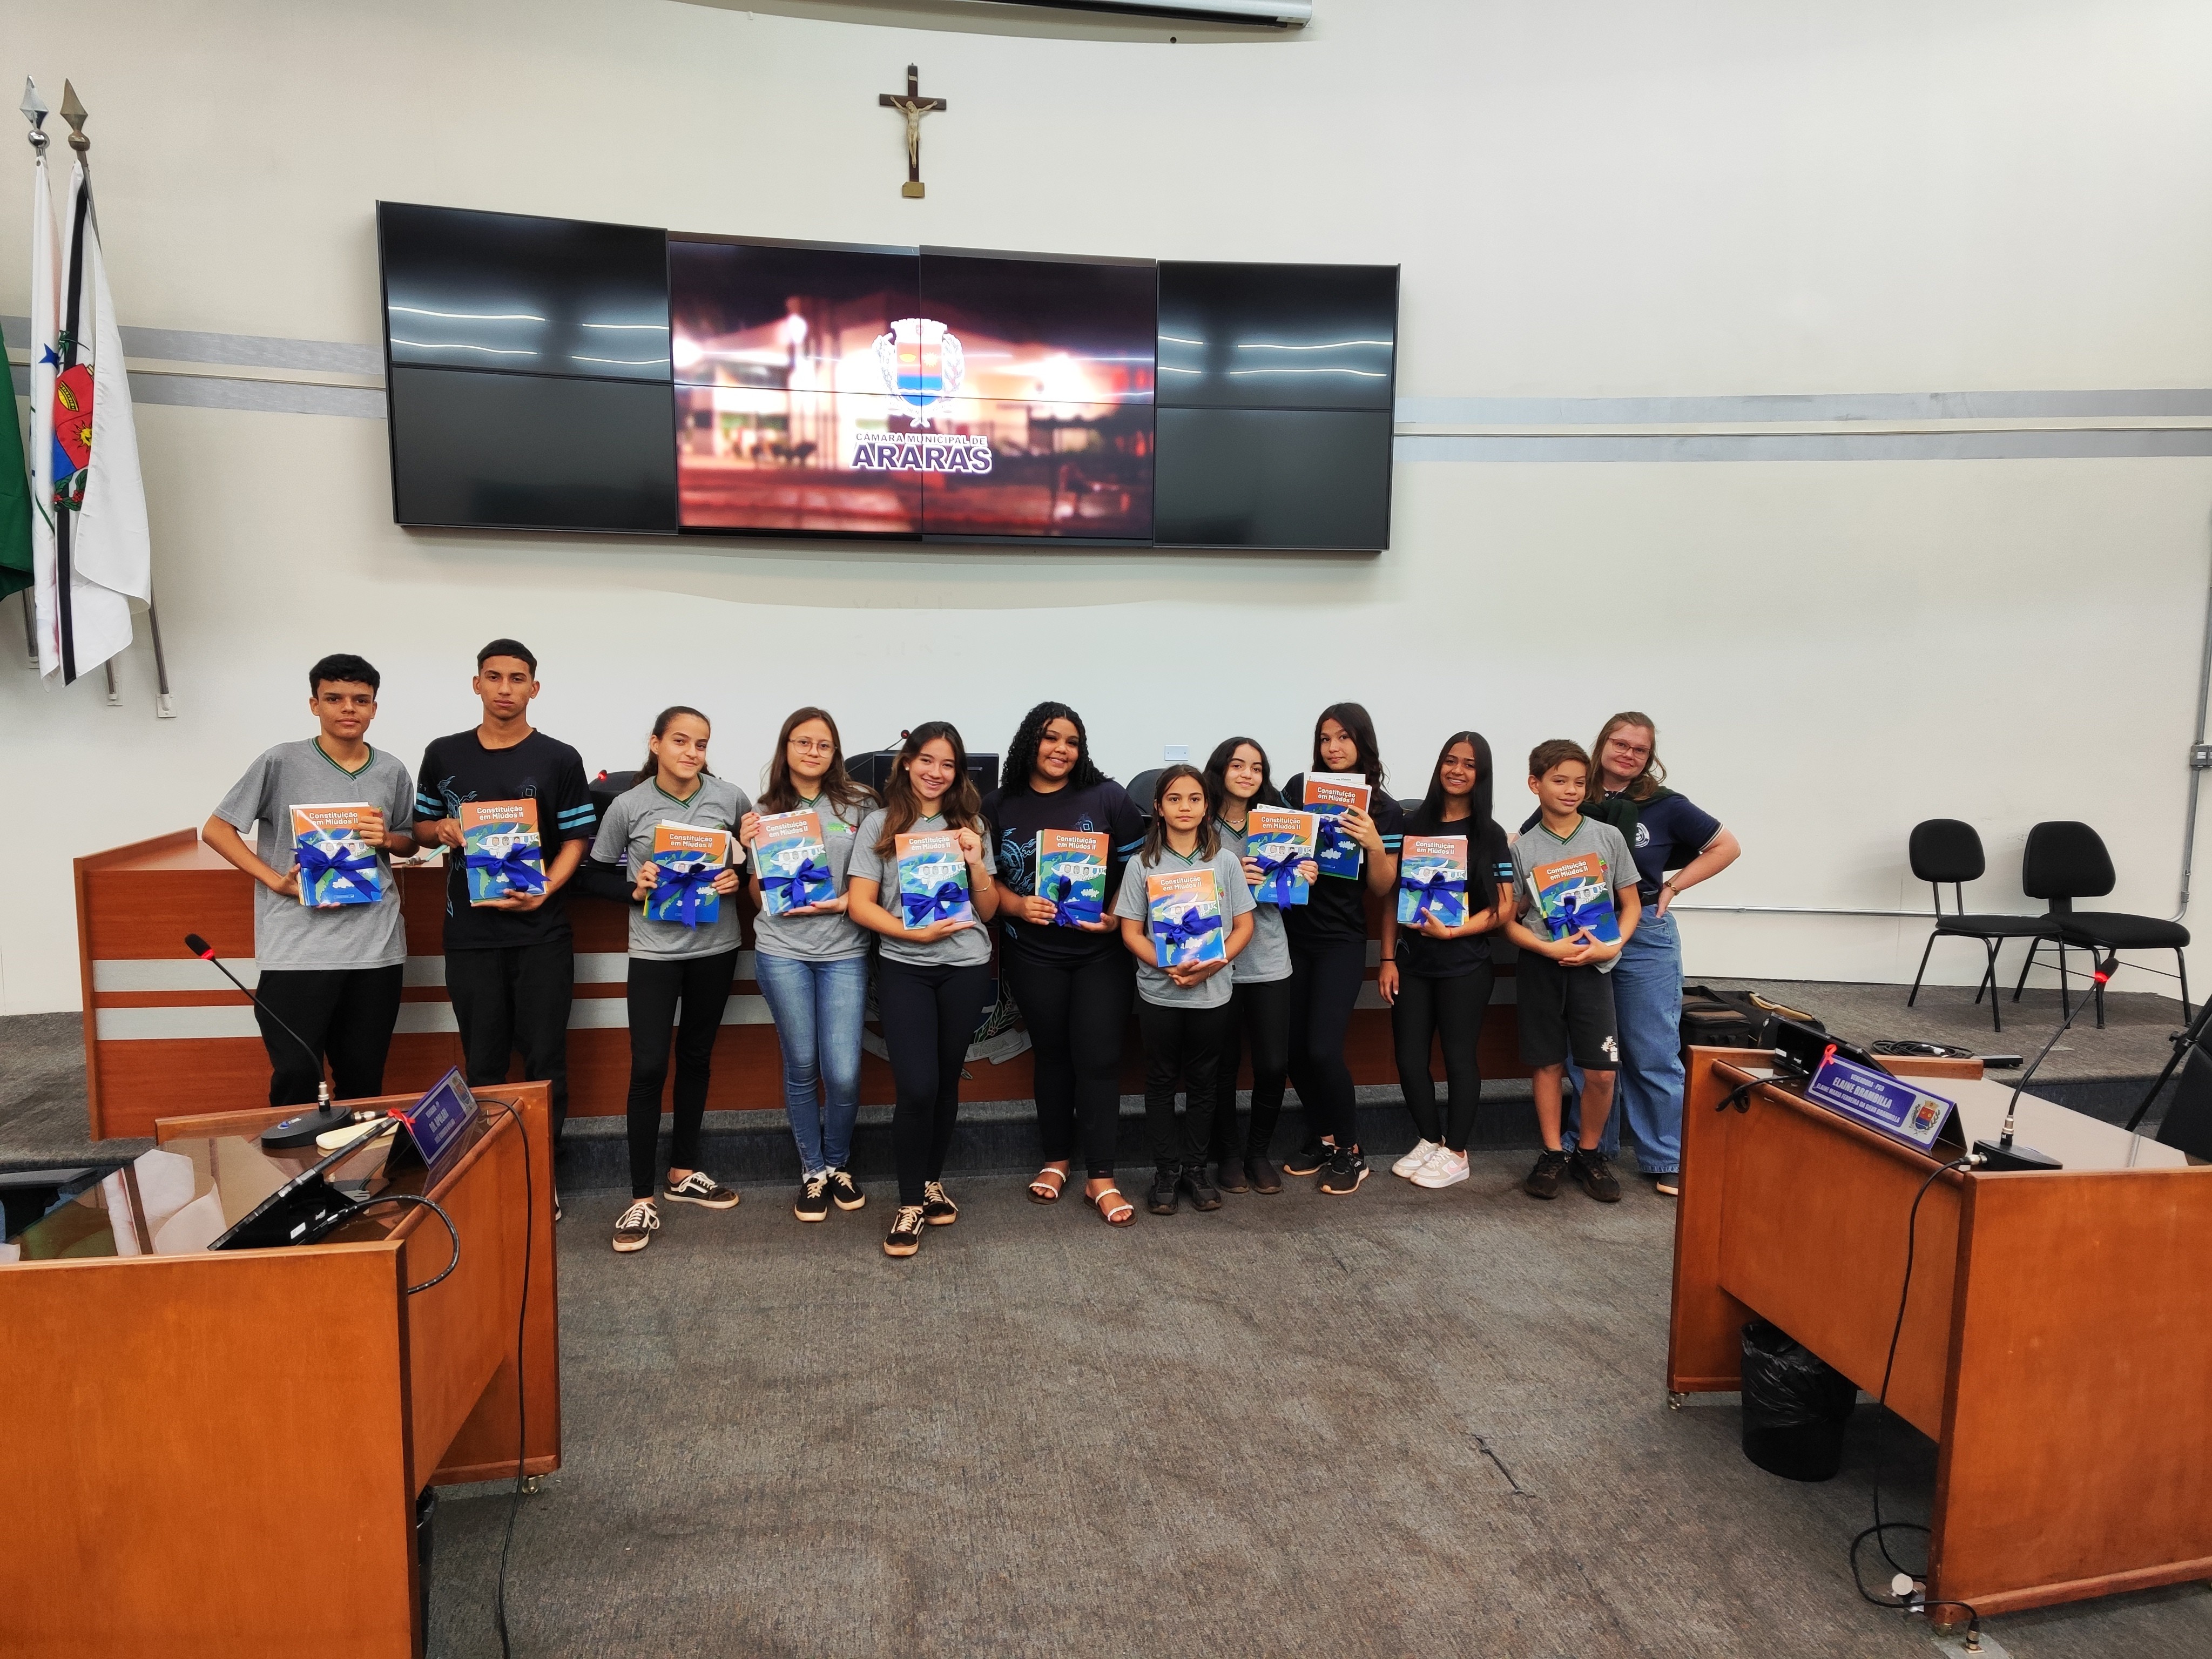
1770;1016;1881;1079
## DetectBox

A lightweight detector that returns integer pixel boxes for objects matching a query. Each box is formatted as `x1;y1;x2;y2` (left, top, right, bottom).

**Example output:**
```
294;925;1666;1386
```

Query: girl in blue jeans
742;707;878;1223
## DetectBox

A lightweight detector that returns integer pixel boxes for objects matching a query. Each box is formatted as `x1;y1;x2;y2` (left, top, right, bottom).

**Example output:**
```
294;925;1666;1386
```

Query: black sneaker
1245;1154;1283;1195
611;1197;659;1253
1524;1149;1570;1200
1148;1164;1180;1215
921;1179;959;1226
663;1170;740;1209
829;1168;867;1211
1650;1170;1680;1198
1571;1148;1622;1204
1213;1158;1249;1195
1282;1137;1331;1177
1318;1145;1370;1196
794;1172;831;1223
884;1204;925;1258
1181;1164;1223;1211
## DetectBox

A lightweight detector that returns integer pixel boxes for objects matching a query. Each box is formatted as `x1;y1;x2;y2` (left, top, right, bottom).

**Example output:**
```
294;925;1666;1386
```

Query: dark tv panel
377;201;676;532
1153;408;1392;550
1155;262;1398;412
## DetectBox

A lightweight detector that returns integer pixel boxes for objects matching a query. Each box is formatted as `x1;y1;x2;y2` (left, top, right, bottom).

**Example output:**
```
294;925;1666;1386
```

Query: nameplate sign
1804;1051;1957;1154
394;1067;480;1176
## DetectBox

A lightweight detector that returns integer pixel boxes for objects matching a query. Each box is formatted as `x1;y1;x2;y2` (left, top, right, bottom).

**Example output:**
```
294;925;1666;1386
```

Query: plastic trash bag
1740;1319;1858;1481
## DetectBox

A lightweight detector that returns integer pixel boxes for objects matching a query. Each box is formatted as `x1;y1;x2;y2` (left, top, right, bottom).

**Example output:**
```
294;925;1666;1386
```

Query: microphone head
2093;952;2120;984
184;933;213;959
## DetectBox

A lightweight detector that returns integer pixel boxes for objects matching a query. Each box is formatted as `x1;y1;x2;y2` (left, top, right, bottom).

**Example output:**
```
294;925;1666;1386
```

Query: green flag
0;376;30;602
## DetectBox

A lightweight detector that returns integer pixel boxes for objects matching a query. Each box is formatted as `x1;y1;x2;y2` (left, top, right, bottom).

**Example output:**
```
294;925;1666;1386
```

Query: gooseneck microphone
184;933;356;1150
1974;949;2117;1172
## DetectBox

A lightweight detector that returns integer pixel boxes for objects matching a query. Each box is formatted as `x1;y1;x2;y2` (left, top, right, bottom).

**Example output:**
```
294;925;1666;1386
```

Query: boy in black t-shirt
412;640;596;1151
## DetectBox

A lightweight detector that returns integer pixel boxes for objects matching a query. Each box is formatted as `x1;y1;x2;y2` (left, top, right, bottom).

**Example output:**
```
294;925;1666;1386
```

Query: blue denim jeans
752;951;869;1176
1566;909;1684;1173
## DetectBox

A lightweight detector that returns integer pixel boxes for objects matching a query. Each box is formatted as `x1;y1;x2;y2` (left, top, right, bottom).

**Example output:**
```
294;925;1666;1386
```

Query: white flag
34;157;146;683
25;126;59;671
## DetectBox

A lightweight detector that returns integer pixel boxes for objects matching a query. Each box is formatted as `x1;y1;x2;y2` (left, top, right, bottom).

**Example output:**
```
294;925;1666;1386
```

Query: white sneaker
1392;1139;1442;1178
1412;1148;1471;1189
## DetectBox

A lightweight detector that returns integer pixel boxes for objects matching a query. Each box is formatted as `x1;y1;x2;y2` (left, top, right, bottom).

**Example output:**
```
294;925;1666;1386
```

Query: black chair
2012;820;2190;1028
1905;819;2056;1033
1126;768;1163;820
2154;1043;2212;1163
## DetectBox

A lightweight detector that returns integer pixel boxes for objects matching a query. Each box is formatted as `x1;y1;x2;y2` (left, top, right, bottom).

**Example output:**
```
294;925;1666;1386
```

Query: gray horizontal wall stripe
1;314;380;376
1393;429;2212;463
1395;389;2212;424
127;372;387;419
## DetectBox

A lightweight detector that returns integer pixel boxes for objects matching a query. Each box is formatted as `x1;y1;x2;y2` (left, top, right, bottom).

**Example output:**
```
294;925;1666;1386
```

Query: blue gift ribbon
1154;906;1222;962
650;854;721;928
296;838;379;901
1549;891;1609;940
1247;847;1306;905
901;880;969;928
1045;874;1103;928
762;858;833;913
1314;814;1355;865
464;843;546;896
1400;869;1467;924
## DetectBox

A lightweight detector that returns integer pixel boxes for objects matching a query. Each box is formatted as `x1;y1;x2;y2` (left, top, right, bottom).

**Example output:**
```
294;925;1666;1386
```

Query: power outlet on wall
1163;745;1189;762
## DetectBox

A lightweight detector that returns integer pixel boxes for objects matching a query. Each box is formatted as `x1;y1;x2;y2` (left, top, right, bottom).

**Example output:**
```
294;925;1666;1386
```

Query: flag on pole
0;347;29;607
32;149;148;683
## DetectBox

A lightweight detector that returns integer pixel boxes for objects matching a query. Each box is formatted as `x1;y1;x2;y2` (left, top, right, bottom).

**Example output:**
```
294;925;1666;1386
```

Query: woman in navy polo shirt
1579;712;1739;1194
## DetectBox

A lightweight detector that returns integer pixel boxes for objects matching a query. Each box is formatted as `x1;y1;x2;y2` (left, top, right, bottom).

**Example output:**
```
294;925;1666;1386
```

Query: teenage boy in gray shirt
203;653;417;1108
1505;738;1642;1206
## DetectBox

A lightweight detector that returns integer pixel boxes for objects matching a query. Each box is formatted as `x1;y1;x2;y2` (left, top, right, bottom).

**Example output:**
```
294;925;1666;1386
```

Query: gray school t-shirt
1215;817;1291;985
1113;844;1257;1010
846;808;996;968
590;774;752;961
212;739;415;972
1510;815;1638;976
751;795;871;964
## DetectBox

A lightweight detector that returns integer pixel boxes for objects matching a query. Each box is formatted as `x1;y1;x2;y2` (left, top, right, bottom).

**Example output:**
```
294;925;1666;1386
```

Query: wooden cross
878;64;946;199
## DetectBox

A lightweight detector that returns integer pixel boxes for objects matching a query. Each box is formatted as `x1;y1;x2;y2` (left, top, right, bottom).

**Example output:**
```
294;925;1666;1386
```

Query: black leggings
625;950;738;1198
1285;936;1367;1147
1135;997;1231;1168
1210;975;1293;1162
877;956;994;1205
1391;963;1493;1152
1001;948;1132;1179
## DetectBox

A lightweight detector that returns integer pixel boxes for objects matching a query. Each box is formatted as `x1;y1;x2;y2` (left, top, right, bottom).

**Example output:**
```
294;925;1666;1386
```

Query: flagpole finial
21;77;47;152
58;79;86;156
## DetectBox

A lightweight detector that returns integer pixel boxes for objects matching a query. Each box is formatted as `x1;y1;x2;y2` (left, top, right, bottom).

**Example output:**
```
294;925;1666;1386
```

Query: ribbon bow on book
762;858;833;912
464;843;547;896
1400;869;1467;924
1548;891;1602;940
1247;848;1305;905
296;838;379;899
1154;907;1222;962
650;855;721;928
901;881;969;928
1314;815;1355;862
1045;875;1103;928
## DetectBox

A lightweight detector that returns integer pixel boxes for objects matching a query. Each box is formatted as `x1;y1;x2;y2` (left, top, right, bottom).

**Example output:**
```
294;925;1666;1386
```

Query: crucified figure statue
878;64;946;199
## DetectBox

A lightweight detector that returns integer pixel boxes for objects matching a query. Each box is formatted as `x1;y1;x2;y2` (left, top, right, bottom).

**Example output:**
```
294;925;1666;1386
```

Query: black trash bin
1739;1319;1858;1482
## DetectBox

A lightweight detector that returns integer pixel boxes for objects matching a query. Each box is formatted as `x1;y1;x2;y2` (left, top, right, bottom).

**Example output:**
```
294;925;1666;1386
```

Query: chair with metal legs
2012;820;2191;1029
1905;819;2054;1034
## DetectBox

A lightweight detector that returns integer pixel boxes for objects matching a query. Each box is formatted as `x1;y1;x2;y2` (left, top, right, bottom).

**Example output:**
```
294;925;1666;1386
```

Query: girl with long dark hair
587;706;751;1255
846;723;1001;1258
1280;702;1403;1196
740;707;878;1222
1376;731;1516;1190
981;701;1145;1224
1201;736;1316;1195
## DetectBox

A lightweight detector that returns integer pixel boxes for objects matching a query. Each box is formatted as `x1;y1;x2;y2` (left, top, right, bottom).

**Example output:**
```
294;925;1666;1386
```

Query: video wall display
380;204;1395;550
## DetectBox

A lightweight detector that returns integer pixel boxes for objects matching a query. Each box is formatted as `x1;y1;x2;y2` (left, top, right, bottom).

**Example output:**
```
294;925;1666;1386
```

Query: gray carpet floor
424;1158;2212;1659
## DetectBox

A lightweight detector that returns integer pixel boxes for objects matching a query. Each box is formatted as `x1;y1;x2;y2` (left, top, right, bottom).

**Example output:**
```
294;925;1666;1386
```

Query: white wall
3;0;2210;1015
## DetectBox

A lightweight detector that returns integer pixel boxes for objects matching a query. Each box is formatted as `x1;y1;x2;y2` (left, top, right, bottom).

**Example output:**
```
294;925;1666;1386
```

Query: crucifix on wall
878;64;946;199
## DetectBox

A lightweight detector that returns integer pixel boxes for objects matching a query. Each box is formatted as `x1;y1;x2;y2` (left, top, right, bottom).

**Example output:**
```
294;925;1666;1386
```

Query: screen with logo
669;239;1156;539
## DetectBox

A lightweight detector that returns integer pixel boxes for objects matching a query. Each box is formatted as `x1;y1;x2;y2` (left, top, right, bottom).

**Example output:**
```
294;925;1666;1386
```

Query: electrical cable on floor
480;1097;534;1659
1851;1154;1982;1647
349;1193;461;1294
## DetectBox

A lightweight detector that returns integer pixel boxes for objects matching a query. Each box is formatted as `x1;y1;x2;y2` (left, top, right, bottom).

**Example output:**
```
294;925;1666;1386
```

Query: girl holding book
1201;737;1318;1196
739;707;878;1223
1280;703;1403;1196
846;723;1002;1259
586;706;751;1256
1376;731;1516;1191
1113;765;1257;1217
981;702;1145;1225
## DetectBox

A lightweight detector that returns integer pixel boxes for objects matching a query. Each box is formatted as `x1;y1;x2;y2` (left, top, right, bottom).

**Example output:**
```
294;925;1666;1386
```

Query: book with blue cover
461;800;544;906
1243;807;1317;907
754;810;834;917
646;821;731;927
1037;828;1108;927
1148;867;1225;968
290;802;382;909
1529;850;1621;945
896;830;973;930
1301;773;1370;881
1397;834;1469;928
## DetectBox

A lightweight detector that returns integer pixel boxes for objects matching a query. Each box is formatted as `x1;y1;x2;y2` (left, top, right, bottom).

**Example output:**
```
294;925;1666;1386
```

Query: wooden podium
1670;1049;2212;1620
0;1082;559;1659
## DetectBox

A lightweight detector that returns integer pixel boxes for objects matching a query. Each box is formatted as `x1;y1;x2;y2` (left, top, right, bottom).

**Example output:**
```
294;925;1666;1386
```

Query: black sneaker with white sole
612;1198;660;1253
1282;1138;1331;1178
829;1168;867;1210
1318;1145;1371;1196
1570;1148;1622;1204
795;1172;832;1222
884;1204;925;1258
921;1179;959;1225
1148;1164;1179;1215
1524;1148;1570;1200
663;1170;741;1209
